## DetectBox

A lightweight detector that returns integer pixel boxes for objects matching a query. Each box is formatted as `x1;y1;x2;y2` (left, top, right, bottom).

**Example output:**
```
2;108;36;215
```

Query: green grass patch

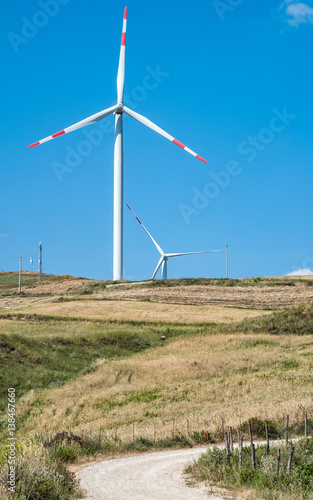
0;318;208;418
187;437;313;500
95;388;162;413
235;303;313;335
140;277;312;289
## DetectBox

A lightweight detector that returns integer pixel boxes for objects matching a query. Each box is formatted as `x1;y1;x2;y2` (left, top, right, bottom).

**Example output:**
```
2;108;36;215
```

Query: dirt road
77;447;225;500
77;440;294;499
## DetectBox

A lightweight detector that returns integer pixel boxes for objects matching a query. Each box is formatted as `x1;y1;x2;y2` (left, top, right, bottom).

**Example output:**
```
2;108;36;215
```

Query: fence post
229;427;233;453
287;446;295;475
305;413;308;444
249;420;253;448
249;419;254;468
238;432;242;470
265;420;269;457
276;448;281;478
251;443;256;470
99;426;102;447
285;415;289;447
225;432;230;460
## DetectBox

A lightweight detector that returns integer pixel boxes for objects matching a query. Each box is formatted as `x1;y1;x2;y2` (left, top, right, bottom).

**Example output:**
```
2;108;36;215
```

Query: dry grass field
1;272;312;457
17;328;313;442
2;299;270;324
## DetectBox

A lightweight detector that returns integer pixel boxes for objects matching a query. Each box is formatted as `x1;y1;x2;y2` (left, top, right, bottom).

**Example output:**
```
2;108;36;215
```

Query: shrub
123;437;154;452
241;417;282;439
52;445;78;463
0;453;80;499
296;463;313;487
47;431;100;462
159;434;193;448
191;430;214;444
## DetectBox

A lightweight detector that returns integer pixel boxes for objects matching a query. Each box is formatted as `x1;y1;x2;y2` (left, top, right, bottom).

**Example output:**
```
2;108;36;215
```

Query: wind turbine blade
123;106;207;164
28;104;118;148
166;250;227;258
152;256;164;279
117;7;127;103
126;203;164;256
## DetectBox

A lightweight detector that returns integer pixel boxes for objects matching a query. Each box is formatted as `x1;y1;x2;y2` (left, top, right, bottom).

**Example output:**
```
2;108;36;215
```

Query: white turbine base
161;259;168;280
113;113;123;281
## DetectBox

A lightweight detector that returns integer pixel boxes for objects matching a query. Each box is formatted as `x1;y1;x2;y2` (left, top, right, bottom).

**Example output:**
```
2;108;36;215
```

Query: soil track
103;283;313;309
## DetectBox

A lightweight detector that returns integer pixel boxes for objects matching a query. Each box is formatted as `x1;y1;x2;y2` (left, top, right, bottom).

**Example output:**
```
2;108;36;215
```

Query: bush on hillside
241;417;282;440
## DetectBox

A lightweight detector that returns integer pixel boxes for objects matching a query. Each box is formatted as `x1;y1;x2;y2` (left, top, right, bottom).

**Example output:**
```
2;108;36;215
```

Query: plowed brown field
103;283;313;309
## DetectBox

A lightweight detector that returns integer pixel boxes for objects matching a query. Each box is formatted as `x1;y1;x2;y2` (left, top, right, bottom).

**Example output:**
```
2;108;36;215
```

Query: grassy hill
0;302;312;443
0;273;313;498
1;271;313;296
0;271;82;294
0;273;312;441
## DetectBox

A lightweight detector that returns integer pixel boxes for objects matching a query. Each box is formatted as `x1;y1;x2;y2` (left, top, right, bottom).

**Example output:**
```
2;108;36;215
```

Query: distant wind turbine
126;204;226;280
27;7;207;281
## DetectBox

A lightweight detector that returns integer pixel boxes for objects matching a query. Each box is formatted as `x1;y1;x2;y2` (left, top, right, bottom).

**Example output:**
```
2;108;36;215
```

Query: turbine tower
28;7;207;281
126;204;226;280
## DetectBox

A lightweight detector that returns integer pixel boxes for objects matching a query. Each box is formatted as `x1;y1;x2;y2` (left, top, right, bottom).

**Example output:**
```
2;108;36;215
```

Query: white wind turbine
28;7;207;281
126;204;226;280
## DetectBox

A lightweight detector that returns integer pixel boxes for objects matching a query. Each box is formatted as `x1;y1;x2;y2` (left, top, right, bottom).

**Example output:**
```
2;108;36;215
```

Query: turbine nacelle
115;104;125;114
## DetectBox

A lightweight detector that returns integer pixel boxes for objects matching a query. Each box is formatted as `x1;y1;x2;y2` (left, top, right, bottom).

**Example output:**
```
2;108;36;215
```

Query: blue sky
1;0;312;280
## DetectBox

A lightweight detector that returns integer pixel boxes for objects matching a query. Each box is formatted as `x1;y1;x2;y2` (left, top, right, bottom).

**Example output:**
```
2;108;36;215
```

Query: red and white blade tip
28;129;65;148
172;138;207;164
126;203;142;225
121;7;127;46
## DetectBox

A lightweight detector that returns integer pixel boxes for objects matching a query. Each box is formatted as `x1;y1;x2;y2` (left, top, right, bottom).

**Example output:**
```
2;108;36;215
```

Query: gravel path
77;447;225;499
77;439;295;499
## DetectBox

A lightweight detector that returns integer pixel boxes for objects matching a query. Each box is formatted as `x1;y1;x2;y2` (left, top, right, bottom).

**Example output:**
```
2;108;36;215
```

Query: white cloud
280;0;313;27
286;268;313;276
